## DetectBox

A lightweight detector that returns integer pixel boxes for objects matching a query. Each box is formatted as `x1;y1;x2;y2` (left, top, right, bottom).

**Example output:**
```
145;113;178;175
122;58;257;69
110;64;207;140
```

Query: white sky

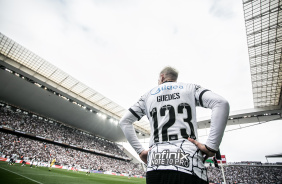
0;0;281;163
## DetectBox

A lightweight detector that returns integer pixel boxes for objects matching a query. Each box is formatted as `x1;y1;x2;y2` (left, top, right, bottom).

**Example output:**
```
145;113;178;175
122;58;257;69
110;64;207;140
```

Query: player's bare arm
139;150;149;164
188;138;215;161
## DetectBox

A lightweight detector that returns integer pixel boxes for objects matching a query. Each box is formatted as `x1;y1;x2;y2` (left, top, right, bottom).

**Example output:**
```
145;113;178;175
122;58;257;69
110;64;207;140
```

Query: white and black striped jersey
119;81;229;181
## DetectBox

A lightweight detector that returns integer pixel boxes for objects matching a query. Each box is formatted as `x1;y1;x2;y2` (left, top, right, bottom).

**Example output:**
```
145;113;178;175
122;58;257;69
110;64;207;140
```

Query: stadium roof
265;153;282;158
242;0;282;108
197;0;282;129
0;32;150;135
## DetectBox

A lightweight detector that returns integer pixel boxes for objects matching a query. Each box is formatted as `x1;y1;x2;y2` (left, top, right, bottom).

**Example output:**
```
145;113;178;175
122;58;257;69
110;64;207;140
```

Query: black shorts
146;170;208;184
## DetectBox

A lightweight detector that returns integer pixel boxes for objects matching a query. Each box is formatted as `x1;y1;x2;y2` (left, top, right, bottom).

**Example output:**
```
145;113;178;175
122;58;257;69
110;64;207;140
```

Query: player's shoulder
145;82;203;97
178;82;207;91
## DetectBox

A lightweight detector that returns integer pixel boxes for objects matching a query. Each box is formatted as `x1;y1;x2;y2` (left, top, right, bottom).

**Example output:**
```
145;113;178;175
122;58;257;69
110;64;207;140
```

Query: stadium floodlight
111;120;118;125
102;114;107;119
34;83;42;87
97;113;107;119
5;68;12;73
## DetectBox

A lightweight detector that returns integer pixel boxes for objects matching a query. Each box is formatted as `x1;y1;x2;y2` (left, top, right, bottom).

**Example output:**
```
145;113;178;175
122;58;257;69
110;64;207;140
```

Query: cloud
209;0;238;19
0;0;252;111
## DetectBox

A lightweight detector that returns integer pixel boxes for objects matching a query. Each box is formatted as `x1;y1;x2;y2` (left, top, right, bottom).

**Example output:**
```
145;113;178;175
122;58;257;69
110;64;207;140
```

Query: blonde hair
160;66;179;81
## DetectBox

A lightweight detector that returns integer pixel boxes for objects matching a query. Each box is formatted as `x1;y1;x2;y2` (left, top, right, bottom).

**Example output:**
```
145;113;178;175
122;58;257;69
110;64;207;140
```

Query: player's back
145;82;199;146
142;82;208;181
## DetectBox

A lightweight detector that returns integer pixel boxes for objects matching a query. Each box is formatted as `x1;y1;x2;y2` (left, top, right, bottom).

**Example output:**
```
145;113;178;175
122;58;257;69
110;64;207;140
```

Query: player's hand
139;149;149;164
188;137;215;162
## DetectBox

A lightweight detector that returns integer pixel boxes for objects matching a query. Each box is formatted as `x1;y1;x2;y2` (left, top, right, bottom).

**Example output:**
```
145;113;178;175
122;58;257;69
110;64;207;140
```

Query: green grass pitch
0;162;146;184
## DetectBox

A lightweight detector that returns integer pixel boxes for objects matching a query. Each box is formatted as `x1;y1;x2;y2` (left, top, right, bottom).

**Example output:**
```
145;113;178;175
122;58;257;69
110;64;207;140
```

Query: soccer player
8;155;14;165
68;164;72;171
35;158;40;167
30;157;35;168
86;165;91;175
49;158;56;171
119;66;229;184
21;160;26;166
9;154;16;165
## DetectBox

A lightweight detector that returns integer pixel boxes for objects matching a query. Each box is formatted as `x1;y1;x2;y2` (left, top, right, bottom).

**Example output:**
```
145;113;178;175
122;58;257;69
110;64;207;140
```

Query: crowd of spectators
0;131;145;176
0;105;127;158
0;105;146;176
229;161;282;166
207;165;282;183
1;105;282;181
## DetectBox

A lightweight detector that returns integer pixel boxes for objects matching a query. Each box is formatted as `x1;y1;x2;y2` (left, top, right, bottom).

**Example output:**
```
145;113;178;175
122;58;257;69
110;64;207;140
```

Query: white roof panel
243;0;282;108
0;32;154;135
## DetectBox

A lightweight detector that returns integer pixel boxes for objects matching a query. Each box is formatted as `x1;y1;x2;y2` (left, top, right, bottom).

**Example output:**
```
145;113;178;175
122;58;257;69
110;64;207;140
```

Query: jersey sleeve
119;110;145;155
128;94;147;121
119;94;147;155
194;84;210;107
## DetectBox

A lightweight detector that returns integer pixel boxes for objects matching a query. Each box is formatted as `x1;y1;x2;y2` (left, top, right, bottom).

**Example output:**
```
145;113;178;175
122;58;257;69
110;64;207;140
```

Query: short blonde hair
160;66;178;81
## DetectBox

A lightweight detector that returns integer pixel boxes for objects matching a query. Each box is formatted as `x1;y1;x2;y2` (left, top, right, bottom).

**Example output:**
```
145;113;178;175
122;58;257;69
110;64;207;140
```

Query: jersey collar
163;81;175;84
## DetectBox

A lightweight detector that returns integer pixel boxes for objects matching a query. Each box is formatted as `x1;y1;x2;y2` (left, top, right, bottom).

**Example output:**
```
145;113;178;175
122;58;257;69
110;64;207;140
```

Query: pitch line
0;166;43;184
26;173;78;178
